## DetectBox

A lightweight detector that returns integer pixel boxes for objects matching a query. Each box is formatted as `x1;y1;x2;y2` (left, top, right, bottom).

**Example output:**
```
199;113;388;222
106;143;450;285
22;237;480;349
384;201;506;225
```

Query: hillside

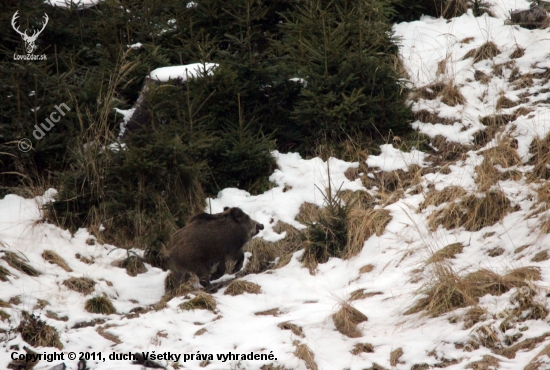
4;0;550;369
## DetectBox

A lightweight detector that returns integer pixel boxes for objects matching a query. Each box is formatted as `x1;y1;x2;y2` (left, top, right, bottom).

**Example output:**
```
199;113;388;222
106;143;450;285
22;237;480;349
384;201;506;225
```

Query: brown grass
427;243;464;263
17;311;63;349
63;277;96;295
406;265;541;317
96;325;122;344
278;322;304;337
497;332;550;359
45;311;68;322
344;209;391;258
512;75;533;89
179;293;217;312
420;186;467;211
528;133;550;180
0;309;9;322
475;136;522;190
466;355;500;369
2;251;40;276
332;303;368;338
531;250;549;262
525;342;550;370
293;342;318;370
256;308;280;316
360;264;374;273
84;296;116;314
428;190;512;232
350;289;383;300
42;250;72;272
480;114;517;127
496;95;518;110
414;82;447;100
390;348;404;366
414;110;457;125
0;265;10;282
440;83;466;107
112;255;147;276
224;280;261;296
510;46;525;59
463;306;489;329
351;343;374;355
462;42;500;63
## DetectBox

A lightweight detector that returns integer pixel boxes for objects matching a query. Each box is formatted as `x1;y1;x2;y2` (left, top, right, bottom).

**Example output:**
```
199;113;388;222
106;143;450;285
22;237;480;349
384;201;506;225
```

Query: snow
5;0;550;369
46;0;101;7
149;63;219;83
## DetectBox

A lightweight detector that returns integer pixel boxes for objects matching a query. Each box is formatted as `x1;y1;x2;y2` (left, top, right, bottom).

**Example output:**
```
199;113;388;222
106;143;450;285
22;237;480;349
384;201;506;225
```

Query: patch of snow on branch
149;63;218;82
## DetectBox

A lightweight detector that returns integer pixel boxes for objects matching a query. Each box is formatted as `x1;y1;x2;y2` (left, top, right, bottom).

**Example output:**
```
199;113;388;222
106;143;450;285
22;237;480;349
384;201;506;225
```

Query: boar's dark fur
164;207;264;290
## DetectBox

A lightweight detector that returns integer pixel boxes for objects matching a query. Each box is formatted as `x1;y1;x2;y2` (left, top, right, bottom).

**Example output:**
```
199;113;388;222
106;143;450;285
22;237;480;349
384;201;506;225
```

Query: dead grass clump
524;343;550;370
528;133;550;180
511;75;533;89
420;186;467;211
224;280;261;296
350;289;382;300
466;354;500;369
179;293;217;312
293;342;318;370
0;265;10;282
0;309;9;322
0;299;8;308
428;135;470;163
45;311;68;322
42;250;72;272
351;343;374;355
17;311;63;349
496;95;518;110
278;322;304;337
113;256;147;277
332;303;368;338
164;273;196;297
63;277;96;295
473;125;504;149
297;202;322;224
414;110;457;125
479;114;517;127
462;42;500;63
256;308;280;316
362;167;423;195
463;306;490;329
497;332;550;359
2;251;40;276
345;209;391;259
475;137;521;190
510;46;525;59
531;250;549;262
360;264;374;273
414;82;446;100
487;247;505;257
96;325;121;344
428;190;512;232
84;296;116;314
390;348;404;366
427;243;464;263
406;266;540;317
440;83;466;107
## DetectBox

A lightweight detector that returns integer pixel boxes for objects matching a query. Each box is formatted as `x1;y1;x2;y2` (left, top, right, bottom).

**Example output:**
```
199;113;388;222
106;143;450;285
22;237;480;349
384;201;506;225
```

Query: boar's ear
223;207;229;211
230;207;245;222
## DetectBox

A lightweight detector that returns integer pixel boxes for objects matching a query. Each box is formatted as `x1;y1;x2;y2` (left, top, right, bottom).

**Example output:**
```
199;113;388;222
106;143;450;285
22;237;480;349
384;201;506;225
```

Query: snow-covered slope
4;1;550;369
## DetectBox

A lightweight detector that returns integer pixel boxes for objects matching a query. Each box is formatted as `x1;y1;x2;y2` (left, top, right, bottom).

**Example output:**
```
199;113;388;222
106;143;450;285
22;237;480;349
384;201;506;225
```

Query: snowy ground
4;0;550;369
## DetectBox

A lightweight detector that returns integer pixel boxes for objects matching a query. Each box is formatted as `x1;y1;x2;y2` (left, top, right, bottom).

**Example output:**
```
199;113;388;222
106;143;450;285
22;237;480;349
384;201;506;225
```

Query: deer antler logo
12;11;48;55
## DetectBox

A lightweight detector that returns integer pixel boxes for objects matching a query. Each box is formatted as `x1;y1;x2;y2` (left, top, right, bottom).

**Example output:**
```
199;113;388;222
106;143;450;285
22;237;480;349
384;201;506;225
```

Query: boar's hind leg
210;260;226;281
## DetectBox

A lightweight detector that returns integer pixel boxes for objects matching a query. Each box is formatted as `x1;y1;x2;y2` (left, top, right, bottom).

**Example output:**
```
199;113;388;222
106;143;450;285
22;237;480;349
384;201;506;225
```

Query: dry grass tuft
428;190;512;232
224;280;261;296
332;303;368;338
390;348;404;366
256;308;280;316
42;250;72;272
360;264;375;273
512;75;533;89
278;321;304;337
479;113;517;127
414;82;446;101
350;289;383;300
510;46;525;59
0;265;10;282
345;209;391;259
440;83;466;107
293;342;318;370
179;293;217;312
351;343;374;355
96;325;121;344
84;296;116;314
164;273;195;297
531;250;549;262
427;243;464;263
17;311;63;349
497;332;550;359
496;95;518;110
112;255;147;276
63;277;96;295
420;186;467;211
406;266;541;317
45;311;68;322
528;133;550;180
524;342;550;370
463;306;490;329
414;110;457;125
0;299;9;308
475;136;521;190
462;42;500;63
466;354;500;369
2;251;40;276
0;309;9;322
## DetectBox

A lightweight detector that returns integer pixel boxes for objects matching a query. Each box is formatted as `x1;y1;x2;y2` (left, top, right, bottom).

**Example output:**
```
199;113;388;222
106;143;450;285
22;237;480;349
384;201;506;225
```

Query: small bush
84;296;116;314
224;280;261;296
63;277;96;295
332;303;368;338
17;311;63;349
179;293;217;312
